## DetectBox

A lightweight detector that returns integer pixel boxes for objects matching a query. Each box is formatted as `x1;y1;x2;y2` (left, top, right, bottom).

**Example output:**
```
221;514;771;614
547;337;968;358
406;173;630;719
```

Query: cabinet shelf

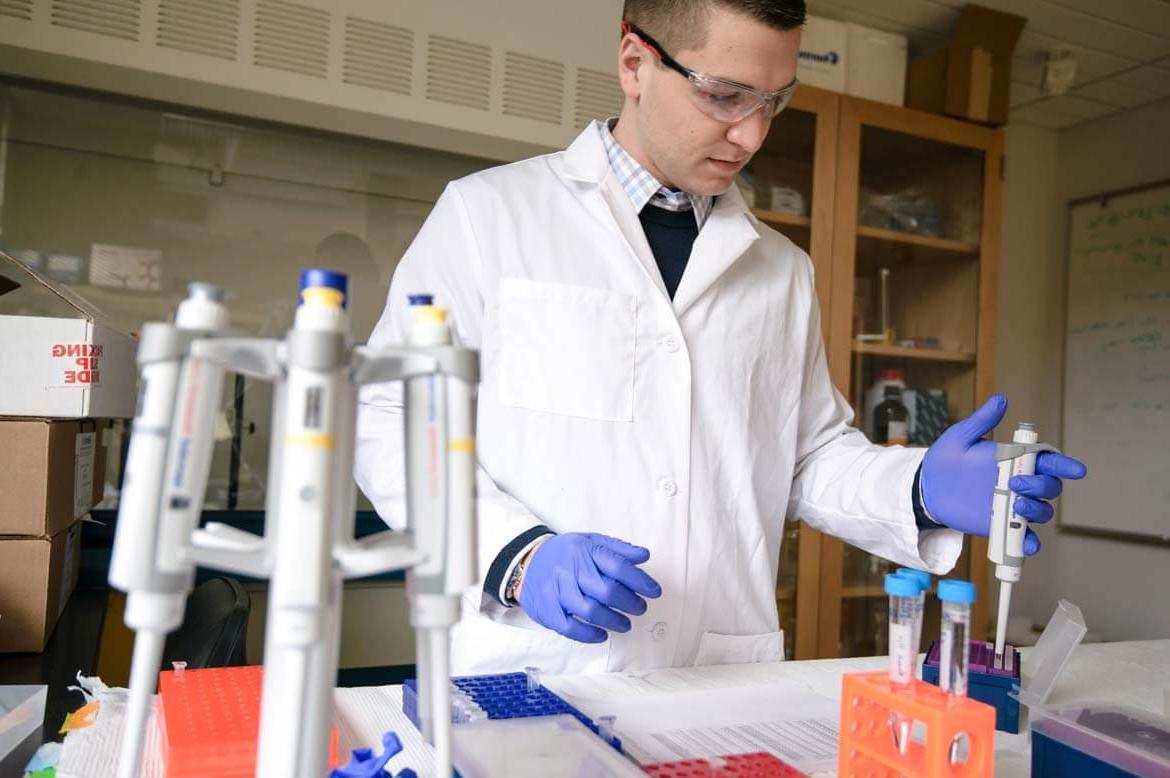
857;225;978;255
753;208;811;228
852;342;977;364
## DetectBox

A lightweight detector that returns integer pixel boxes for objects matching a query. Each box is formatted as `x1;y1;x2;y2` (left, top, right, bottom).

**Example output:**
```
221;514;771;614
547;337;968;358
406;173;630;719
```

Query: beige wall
999;98;1170;642
1;82;487;512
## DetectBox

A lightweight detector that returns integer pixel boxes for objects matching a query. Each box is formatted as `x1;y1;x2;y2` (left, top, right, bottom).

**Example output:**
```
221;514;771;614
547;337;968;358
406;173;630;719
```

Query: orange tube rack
838;672;995;778
158;665;340;778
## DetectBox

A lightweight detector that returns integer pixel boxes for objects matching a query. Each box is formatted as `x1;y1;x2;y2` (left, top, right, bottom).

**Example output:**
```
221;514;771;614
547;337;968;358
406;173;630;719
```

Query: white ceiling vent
426;34;491;111
574;67;623;129
342;16;412;96
253;0;329;79
1;0;626;160
503;51;564;125
50;0;141;42
0;0;33;22
157;0;239;62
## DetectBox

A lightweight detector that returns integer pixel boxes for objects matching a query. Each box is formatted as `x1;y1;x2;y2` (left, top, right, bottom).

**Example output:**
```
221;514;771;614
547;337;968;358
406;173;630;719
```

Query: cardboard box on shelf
905;4;1026;125
846;23;907;106
797;15;847;93
0;418;111;537
0;522;82;653
0;250;136;419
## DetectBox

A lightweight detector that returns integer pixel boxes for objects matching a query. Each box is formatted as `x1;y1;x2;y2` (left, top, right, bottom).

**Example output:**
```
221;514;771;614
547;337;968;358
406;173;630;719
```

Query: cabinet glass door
825;98;1003;657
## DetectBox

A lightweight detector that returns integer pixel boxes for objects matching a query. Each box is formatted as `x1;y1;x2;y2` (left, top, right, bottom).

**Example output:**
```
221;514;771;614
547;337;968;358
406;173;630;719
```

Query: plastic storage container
450;715;644;777
0;685;46;776
1017;599;1087;708
1031;702;1170;777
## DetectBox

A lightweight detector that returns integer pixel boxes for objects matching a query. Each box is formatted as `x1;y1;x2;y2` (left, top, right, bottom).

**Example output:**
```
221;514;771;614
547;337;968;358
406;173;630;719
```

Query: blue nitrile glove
517;532;662;643
920;394;1087;555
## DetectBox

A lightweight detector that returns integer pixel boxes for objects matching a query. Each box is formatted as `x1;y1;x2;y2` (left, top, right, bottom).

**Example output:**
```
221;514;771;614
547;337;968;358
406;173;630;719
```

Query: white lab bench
55;639;1169;777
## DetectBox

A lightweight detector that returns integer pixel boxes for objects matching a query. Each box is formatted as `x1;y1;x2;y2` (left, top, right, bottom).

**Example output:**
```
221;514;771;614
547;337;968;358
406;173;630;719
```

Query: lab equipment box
0;417;111;537
845;23;907;106
797;16;847;93
922;638;1021;733
905;4;1025;126
1031;703;1170;777
0;522;81;652
0;251;136;419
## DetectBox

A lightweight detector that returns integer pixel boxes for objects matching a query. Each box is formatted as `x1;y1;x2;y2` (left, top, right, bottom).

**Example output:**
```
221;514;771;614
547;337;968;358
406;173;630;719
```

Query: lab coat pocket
498;278;636;421
694;630;785;667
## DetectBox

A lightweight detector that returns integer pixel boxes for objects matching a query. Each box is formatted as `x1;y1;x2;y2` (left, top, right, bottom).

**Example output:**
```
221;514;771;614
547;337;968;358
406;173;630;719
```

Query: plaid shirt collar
598;118;714;230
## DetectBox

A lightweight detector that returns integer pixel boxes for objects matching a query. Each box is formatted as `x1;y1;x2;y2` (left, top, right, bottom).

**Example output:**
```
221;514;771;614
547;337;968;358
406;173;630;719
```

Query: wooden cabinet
753;87;1003;659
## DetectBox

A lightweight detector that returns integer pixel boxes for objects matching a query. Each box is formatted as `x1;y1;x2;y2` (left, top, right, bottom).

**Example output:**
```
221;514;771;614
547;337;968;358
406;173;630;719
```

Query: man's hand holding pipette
917;394;1087;550
917;394;1087;665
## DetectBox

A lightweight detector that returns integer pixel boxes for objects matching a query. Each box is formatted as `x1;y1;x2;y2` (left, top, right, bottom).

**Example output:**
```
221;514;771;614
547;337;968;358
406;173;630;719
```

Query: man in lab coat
356;0;1085;675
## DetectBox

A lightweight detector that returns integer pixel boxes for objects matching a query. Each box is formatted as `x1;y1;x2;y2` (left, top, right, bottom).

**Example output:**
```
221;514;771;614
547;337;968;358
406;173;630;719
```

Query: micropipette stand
110;272;478;778
987;423;1059;667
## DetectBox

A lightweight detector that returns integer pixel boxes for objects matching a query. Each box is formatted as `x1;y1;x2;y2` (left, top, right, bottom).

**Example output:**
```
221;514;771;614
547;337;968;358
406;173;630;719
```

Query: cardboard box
0;418;111;537
797;15;847;93
0;522;82;653
0;250;137;419
846;23;907;106
905;4;1026;125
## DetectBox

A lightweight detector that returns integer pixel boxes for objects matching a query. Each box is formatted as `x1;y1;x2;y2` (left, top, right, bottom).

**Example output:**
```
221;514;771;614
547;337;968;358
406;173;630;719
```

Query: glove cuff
485;525;555;607
912;464;943;530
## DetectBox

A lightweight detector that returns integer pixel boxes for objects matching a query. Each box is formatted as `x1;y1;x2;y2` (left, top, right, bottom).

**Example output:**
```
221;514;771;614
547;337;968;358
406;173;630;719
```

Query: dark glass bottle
874;385;909;445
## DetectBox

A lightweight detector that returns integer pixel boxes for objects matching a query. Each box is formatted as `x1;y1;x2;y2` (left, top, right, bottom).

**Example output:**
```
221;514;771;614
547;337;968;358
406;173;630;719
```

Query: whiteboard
1062;181;1170;543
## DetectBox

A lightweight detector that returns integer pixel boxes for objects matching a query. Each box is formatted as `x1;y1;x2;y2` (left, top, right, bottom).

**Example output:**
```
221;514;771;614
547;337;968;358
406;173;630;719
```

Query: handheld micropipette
987;422;1059;666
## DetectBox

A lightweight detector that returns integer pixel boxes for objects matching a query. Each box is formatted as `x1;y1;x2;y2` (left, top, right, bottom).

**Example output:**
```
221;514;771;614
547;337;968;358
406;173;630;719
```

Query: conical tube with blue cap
894;567;931;656
938;579;977;697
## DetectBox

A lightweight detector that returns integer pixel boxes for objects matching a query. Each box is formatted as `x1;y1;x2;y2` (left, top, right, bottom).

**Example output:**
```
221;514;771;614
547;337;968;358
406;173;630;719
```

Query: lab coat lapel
561;123;673;302
599;175;672;301
672;185;761;316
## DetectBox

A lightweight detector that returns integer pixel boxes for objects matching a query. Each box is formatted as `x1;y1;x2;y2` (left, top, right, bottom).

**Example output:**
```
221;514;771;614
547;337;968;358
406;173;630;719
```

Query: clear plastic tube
941;599;971;697
937;578;977;699
885;573;919;756
895;569;930;656
886;575;918;685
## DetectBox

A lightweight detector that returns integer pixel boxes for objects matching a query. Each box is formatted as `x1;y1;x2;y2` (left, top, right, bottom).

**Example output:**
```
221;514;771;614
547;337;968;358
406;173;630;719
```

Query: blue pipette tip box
922;639;1021;733
402;672;622;752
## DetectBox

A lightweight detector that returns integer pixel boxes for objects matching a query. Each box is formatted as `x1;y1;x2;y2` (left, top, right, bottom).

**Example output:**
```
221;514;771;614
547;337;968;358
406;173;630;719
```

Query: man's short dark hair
622;0;806;52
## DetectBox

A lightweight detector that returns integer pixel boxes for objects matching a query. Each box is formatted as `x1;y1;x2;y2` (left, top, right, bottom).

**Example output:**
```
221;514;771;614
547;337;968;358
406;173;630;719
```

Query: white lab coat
356;122;962;676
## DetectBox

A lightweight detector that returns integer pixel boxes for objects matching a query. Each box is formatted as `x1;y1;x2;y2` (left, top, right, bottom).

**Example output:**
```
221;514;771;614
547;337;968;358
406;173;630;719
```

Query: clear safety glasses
622;21;798;123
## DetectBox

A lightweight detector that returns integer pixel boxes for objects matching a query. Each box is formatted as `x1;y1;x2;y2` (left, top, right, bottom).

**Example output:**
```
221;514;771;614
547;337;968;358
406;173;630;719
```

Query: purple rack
925;639;1019;678
922;639;1021;732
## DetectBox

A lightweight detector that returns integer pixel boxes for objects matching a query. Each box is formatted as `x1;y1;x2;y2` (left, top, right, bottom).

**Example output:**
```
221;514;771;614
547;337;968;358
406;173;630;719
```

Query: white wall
999;98;1170;642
